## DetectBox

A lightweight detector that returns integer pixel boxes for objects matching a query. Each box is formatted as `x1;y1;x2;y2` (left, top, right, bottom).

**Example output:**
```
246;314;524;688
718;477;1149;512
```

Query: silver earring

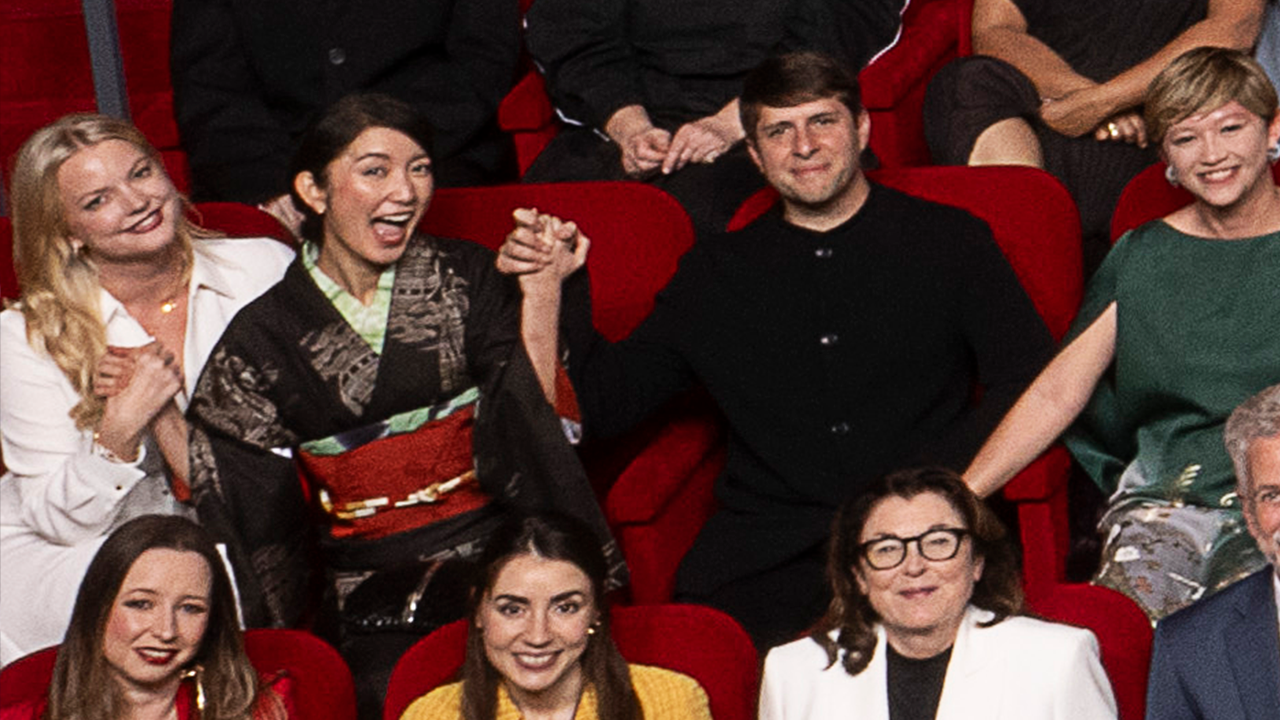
1165;165;1179;187
1268;144;1279;163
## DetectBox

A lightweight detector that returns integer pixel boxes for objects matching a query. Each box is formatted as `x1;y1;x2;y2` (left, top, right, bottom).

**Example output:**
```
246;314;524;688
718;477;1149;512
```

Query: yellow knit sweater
399;664;713;720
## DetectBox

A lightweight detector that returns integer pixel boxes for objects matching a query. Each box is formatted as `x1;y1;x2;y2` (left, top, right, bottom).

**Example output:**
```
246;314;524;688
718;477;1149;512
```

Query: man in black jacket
500;52;1053;648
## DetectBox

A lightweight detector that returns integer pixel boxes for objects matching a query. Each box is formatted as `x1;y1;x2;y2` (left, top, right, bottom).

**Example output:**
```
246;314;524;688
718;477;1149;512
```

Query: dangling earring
1165;165;1179;187
182;665;207;713
1268;144;1279;163
586;622;600;636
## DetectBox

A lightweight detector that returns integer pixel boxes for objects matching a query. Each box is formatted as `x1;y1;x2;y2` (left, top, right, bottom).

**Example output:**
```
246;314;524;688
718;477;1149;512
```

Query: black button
814;247;833;258
819;333;839;346
328;47;346;65
830;422;851;435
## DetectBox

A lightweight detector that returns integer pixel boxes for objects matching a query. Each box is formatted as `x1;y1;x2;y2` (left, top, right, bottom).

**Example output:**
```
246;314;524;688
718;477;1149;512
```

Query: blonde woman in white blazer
759;468;1116;720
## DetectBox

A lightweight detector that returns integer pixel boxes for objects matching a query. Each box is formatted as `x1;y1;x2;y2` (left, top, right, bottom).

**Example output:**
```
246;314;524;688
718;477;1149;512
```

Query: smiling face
477;554;598;711
102;548;212;694
1244;434;1280;572
746;97;871;229
296;126;433;288
855;492;983;658
57;139;181;263
1162;101;1280;213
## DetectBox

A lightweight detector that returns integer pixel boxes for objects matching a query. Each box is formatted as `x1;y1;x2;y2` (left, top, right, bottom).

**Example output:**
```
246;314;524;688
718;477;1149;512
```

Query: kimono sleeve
187;342;314;628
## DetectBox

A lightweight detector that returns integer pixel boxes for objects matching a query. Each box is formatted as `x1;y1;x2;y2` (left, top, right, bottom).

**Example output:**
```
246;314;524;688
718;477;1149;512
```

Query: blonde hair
9;114;206;429
1145;47;1279;147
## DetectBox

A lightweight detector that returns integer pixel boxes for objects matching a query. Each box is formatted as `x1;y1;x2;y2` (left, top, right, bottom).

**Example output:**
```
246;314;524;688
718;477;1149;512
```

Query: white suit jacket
759;606;1117;720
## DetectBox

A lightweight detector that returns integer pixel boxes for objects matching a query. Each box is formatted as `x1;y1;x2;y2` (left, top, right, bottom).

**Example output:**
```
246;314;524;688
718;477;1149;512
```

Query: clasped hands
92;342;183;463
606;103;744;178
1039;86;1147;148
496;208;591;286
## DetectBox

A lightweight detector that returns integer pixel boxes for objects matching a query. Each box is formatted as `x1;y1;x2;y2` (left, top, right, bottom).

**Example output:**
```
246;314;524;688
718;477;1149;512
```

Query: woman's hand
662;99;745;174
93;346;137;398
94;343;183;461
258;193;305;238
1040;86;1123;138
496;209;589;289
1094;111;1148;147
605;105;672;177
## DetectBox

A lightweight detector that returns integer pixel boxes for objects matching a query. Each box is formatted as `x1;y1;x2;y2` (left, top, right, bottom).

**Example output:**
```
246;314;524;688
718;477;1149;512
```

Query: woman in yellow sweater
400;513;711;720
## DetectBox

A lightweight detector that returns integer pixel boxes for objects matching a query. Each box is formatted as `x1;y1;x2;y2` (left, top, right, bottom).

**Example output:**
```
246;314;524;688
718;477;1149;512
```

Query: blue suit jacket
1146;568;1280;720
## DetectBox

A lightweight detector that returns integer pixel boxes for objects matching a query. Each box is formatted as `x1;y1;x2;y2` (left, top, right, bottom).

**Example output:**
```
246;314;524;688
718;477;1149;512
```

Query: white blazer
759;606;1117;720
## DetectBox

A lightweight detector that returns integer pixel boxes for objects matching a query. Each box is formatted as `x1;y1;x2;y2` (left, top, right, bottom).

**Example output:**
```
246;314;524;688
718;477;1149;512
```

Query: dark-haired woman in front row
400;513;711;720
759;468;1116;720
1;515;288;720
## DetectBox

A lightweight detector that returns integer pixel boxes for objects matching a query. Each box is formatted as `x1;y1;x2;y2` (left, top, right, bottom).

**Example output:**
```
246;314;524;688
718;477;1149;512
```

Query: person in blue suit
1146;382;1280;720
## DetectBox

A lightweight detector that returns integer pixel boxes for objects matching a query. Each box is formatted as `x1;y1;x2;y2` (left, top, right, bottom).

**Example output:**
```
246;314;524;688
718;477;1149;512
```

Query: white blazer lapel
936;606;1002;720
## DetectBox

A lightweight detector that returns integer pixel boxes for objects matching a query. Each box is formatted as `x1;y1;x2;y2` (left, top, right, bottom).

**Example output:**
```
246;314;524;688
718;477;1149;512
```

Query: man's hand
605;105;672;177
662;100;744;174
258;193;306;238
496;208;590;287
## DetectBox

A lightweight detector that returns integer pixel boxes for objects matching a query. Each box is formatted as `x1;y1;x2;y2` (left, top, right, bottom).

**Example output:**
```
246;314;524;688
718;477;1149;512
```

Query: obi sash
297;388;491;540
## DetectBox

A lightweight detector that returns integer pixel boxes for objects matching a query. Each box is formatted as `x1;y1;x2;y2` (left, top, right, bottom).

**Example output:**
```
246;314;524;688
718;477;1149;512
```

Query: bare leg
969;117;1044;167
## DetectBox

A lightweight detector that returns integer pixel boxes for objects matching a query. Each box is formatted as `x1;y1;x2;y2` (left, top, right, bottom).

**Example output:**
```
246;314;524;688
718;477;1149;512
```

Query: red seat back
1030;584;1153;720
422;182;696;342
0;629;357;720
1111;162;1280;241
383;604;758;720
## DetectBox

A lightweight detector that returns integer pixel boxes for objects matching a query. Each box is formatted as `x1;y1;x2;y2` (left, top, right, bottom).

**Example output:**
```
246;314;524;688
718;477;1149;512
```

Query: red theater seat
383;604;758;720
1111;161;1280;241
1031;583;1153;720
0;629;357;720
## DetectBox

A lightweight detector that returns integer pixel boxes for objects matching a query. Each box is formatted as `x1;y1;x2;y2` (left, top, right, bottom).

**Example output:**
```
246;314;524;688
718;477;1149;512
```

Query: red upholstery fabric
114;0;189;191
1110;161;1280;241
497;0;963;175
0;216;16;301
0;0;188;192
422;182;695;342
635;166;1085;605
1029;584;1153;720
0;629;356;720
383;604;758;720
860;0;964;167
0;0;96;176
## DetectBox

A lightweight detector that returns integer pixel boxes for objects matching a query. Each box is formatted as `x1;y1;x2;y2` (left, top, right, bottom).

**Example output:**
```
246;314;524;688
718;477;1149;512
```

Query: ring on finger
1107;122;1119;140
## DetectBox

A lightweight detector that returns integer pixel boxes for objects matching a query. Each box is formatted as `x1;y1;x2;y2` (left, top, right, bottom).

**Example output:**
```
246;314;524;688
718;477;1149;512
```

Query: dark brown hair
288;92;435;244
460;513;639;720
740;51;864;145
810;467;1023;675
46;515;278;720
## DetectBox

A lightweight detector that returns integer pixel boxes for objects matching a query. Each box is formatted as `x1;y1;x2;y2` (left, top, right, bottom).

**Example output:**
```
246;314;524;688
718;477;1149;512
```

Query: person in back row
498;51;1054;649
523;0;909;234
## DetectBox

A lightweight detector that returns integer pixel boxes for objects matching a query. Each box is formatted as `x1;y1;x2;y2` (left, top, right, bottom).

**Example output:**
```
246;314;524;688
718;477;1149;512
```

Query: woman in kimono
185;93;621;718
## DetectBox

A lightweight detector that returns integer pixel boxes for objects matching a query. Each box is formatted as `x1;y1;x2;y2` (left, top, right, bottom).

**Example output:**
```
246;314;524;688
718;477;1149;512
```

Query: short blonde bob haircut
1145;47;1279;148
9;114;205;428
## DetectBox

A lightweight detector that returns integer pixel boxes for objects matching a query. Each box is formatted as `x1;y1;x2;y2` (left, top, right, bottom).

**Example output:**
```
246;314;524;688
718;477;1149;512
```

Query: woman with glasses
759;467;1116;720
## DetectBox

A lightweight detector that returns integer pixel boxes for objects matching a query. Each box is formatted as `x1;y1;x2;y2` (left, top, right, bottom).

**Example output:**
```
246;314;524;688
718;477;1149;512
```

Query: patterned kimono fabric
187;235;624;633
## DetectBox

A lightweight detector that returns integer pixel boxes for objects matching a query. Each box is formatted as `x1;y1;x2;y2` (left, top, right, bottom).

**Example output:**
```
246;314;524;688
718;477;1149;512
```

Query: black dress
923;0;1209;270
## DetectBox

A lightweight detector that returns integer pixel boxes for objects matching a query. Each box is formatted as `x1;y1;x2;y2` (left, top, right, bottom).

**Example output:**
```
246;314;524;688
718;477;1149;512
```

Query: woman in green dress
963;47;1280;619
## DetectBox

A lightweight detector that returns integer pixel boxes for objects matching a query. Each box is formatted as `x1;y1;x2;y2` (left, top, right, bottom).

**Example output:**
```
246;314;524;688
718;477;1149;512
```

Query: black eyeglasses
859;528;969;570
